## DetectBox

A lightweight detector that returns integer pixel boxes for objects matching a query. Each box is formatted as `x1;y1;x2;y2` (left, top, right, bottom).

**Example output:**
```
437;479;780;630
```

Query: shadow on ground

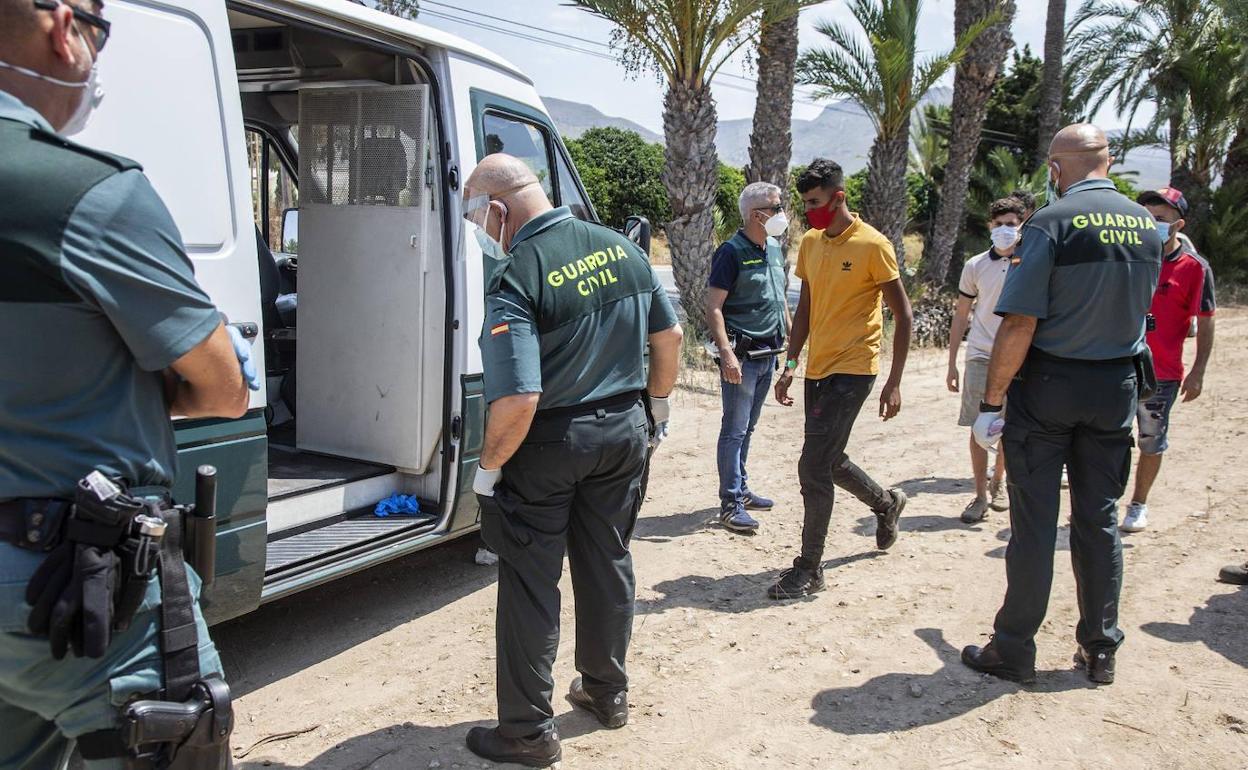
212;538;495;698
895;476;975;497
984;525;1133;559
853;514;977;538
1140;586;1248;669
637;551;880;615
809;627;1096;735
235;709;609;770
633;507;718;543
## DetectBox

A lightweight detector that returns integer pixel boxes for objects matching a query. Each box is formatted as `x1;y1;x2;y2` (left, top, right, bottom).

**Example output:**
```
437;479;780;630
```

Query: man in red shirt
1120;187;1214;532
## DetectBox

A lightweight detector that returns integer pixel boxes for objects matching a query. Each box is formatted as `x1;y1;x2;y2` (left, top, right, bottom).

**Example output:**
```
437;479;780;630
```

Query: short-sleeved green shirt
995;178;1162;360
480;207;678;408
0;91;221;498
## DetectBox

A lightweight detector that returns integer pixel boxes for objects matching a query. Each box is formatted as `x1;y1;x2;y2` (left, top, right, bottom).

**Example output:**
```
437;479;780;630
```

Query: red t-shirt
1146;247;1209;381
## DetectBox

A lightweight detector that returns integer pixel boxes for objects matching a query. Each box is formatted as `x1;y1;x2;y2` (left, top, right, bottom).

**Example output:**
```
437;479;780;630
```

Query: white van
74;0;648;622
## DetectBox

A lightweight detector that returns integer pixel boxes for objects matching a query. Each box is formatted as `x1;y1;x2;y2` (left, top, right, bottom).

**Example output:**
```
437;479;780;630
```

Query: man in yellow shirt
767;158;913;600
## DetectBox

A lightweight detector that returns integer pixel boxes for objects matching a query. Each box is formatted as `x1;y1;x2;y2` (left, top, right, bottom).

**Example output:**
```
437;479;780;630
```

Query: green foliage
797;0;997;143
905;171;938;231
373;0;418;19
844;168;869;212
716;162;748;234
564;127;670;229
1196;181;1248;284
982;46;1044;165
1108;172;1140;200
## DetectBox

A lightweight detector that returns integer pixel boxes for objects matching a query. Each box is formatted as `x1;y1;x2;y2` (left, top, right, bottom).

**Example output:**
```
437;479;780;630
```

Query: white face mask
0;31;103;135
764;210;789;237
990;224;1019;251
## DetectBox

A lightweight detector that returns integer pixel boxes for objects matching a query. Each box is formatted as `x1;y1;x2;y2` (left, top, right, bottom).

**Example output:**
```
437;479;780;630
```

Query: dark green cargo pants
992;351;1137;667
479;397;648;738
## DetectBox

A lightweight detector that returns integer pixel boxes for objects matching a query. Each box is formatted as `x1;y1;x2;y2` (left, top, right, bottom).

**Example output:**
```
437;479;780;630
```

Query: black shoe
960;639;1036;684
1218;561;1248;585
1074;646;1116;684
465;726;561;768
875;488;907;550
568;676;628;729
767;559;826;600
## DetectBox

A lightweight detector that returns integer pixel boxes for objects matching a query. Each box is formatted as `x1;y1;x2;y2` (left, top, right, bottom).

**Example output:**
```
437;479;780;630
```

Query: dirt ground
213;308;1248;770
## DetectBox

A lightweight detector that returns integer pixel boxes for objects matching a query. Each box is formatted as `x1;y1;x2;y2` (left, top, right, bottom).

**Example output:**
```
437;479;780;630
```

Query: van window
481;112;554;199
246;128;299;252
554;147;593;222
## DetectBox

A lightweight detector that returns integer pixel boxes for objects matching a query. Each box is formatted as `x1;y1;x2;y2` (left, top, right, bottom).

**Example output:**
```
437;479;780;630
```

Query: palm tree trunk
1035;0;1066;165
923;0;1016;288
1224;121;1248;193
662;78;719;339
747;11;798;190
747;8;799;279
862;120;912;266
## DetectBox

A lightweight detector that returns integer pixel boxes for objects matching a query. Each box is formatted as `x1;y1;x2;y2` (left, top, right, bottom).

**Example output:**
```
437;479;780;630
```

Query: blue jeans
0;543;222;769
717;355;775;505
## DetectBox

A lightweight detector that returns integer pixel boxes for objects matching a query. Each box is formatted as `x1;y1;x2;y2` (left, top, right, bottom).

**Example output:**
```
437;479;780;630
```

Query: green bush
564;127;670;229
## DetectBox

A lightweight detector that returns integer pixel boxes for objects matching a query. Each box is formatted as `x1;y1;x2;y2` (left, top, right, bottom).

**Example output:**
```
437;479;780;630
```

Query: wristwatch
979;401;1003;412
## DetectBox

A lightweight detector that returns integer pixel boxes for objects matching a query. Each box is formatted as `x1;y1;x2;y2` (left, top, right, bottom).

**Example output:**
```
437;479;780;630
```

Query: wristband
785;358;798;371
979;401;1003;413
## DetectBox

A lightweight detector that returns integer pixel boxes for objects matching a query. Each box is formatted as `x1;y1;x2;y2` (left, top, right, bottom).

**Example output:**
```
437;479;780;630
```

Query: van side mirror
280;208;299;254
624;215;651;256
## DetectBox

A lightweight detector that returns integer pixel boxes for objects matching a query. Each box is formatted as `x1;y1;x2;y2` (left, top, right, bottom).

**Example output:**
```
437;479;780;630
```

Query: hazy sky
411;0;1153;133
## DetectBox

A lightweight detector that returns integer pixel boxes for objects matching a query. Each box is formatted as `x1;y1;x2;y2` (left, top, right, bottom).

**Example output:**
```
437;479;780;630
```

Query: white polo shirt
957;248;1011;360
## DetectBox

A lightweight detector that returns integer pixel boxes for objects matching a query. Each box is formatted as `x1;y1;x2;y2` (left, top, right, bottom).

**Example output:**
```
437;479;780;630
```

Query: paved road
651;264;801;315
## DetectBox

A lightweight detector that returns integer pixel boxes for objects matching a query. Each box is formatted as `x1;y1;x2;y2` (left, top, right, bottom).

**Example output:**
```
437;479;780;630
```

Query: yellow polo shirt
794;215;900;378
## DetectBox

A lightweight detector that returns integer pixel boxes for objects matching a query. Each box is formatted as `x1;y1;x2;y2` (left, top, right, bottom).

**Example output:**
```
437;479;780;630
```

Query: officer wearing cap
462;153;682;767
0;1;253;766
961;124;1162;686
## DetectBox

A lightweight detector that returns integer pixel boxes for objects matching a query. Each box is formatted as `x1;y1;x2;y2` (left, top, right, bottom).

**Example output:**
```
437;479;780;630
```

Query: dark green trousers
480;399;648;738
992;352;1137;667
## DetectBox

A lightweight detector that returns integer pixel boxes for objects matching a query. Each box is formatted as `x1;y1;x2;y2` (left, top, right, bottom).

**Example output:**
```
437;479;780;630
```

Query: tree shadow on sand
808;628;1095;735
1140;586;1248;669
633;507;719;543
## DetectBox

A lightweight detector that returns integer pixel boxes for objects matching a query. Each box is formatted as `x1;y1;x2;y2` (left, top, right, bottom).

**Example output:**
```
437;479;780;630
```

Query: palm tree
798;0;993;265
747;1;800;193
375;0;418;18
908;104;949;179
921;0;1014;288
1034;0;1066;165
1066;1;1224;204
571;1;814;337
1215;0;1248;192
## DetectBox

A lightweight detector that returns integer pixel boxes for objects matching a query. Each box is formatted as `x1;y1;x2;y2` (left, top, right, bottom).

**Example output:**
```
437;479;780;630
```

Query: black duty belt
0;498;72;551
535;390;642;420
1029;347;1134;366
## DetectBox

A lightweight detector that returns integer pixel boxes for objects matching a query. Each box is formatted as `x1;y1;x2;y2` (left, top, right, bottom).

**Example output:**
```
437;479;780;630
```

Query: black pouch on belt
25;472;146;659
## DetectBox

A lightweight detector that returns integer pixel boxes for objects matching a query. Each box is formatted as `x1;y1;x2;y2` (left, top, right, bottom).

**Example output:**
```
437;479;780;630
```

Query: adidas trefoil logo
841;260;853;271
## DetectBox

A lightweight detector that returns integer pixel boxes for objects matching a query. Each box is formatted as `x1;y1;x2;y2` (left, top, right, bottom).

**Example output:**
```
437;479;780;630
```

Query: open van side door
71;0;268;622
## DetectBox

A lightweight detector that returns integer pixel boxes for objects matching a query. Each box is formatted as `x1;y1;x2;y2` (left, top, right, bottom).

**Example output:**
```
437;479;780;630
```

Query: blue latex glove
225;325;261;391
374;493;422;517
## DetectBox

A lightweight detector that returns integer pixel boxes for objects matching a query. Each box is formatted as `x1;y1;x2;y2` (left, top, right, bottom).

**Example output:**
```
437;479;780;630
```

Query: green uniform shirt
0;90;221;498
481;207;678;408
996;178;1162;360
707;230;787;344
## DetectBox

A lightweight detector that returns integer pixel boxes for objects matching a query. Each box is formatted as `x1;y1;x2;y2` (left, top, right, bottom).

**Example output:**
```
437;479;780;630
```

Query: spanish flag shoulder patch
490;323;510;336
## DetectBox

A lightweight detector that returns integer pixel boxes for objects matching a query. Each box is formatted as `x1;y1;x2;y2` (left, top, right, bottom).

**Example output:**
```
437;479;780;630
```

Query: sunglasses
34;0;110;53
753;204;784;214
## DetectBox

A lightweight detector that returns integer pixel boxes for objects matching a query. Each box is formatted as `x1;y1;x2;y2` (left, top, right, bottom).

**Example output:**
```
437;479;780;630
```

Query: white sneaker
1121;502;1149;532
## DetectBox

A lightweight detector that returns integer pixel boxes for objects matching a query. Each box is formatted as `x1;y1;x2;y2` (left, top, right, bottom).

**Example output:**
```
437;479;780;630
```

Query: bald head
1048;123;1112;189
463;153;553;250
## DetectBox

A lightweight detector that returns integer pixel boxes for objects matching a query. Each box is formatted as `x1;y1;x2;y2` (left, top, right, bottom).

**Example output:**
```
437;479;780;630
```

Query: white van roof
241;0;532;84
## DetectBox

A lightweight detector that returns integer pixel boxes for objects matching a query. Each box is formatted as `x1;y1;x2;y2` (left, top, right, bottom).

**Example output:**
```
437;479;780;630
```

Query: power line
419;3;855;113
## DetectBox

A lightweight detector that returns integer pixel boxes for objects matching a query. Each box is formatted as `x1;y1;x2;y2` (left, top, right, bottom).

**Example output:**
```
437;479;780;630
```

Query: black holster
1133;345;1158;401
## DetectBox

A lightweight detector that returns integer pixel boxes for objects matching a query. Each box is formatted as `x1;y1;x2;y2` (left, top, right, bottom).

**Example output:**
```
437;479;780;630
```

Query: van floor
267;439;394;501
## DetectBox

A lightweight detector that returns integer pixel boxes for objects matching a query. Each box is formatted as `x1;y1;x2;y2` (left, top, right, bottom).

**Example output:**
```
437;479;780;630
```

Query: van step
267;444;394;501
265;515;435;573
